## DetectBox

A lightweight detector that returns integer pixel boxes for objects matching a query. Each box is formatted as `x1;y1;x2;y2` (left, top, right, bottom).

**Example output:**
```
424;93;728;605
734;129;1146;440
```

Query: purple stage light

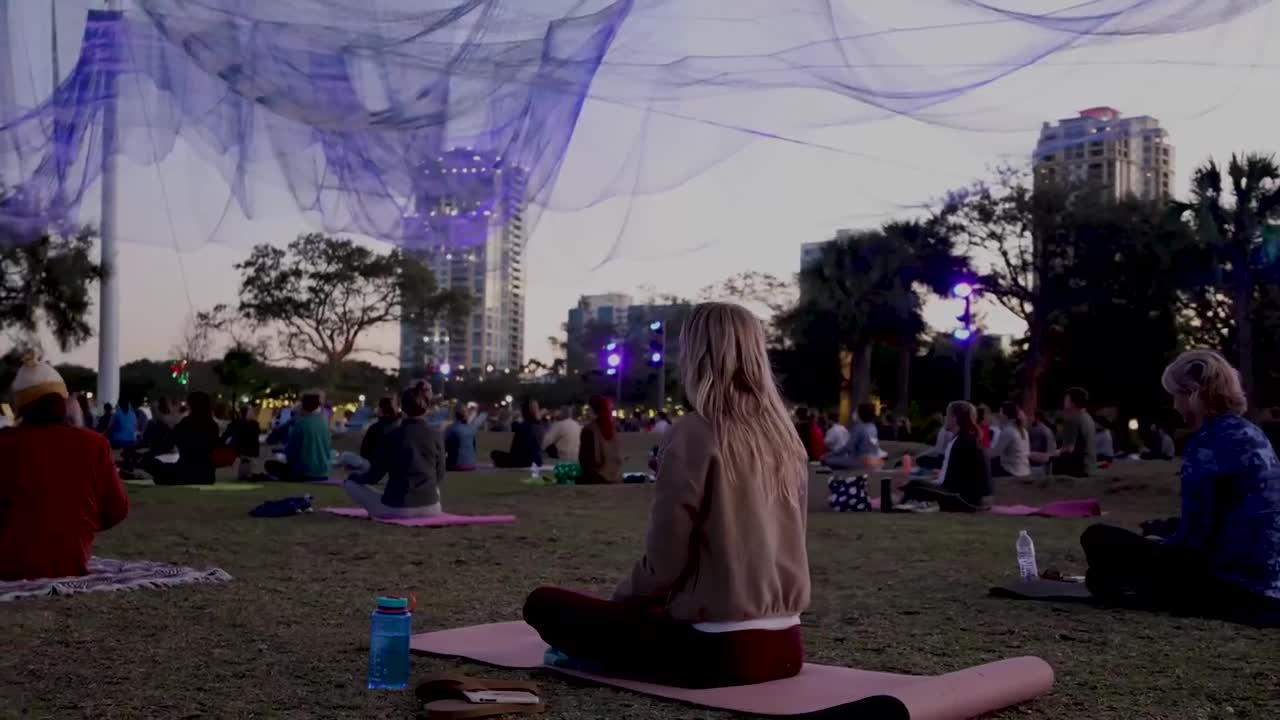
952;282;974;299
953;328;973;341
607;353;622;368
650;352;662;363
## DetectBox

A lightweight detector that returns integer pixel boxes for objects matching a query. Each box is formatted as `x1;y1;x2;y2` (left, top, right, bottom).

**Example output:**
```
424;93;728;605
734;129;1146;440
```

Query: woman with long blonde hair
1081;350;1280;626
523;302;810;687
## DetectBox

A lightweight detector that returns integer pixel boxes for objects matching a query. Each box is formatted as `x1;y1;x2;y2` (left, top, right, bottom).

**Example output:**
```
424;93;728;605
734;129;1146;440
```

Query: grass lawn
3;435;1277;719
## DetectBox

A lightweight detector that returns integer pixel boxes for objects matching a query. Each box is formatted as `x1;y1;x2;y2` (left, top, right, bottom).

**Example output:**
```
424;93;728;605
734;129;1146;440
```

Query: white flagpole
96;0;121;406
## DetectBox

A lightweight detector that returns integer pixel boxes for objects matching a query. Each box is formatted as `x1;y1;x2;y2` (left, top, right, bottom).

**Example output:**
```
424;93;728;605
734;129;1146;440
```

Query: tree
940;168;1198;413
1178;154;1280;411
212;349;259;407
698;271;797;343
782;221;966;413
1;225;100;351
230;233;468;388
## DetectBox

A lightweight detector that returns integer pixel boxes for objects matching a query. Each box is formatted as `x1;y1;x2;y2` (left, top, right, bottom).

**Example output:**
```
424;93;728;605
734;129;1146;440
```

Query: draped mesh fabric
0;0;1270;253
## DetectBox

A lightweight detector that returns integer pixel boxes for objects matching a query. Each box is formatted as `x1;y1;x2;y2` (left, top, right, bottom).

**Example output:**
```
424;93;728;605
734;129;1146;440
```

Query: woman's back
616;413;810;623
578;421;621;484
993;426;1031;477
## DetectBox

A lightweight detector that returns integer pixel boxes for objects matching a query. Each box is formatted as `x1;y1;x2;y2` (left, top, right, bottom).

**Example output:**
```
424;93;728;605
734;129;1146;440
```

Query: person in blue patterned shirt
1080;350;1280;627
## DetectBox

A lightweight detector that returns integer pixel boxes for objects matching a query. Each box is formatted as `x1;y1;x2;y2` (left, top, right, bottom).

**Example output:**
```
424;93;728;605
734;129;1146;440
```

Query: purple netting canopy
0;0;1272;254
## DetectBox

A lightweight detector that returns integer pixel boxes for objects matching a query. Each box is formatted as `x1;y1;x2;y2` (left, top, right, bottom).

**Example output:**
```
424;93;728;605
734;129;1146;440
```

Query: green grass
3;436;1277;719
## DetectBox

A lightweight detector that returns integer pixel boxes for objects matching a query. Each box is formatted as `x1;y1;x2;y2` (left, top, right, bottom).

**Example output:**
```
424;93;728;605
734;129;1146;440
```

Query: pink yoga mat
411;621;1054;720
989;499;1101;518
319;507;515;527
866;497;1101;518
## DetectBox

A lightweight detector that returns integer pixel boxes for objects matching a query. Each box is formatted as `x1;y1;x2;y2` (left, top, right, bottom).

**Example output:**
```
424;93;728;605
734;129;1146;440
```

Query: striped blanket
0;557;232;602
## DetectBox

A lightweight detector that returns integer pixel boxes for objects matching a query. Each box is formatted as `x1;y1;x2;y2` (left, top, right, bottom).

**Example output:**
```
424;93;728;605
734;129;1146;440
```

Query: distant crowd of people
4;302;1278;693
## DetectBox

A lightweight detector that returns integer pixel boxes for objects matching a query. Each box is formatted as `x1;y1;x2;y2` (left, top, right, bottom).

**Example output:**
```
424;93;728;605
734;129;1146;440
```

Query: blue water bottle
367;596;413;690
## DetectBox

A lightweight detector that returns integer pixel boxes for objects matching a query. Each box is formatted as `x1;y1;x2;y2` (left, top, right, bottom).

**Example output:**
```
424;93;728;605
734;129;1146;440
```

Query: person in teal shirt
265;392;332;482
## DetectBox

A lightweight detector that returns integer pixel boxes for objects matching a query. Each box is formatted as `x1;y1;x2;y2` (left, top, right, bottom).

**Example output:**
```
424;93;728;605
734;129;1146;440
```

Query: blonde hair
1161;349;1247;417
679;302;807;501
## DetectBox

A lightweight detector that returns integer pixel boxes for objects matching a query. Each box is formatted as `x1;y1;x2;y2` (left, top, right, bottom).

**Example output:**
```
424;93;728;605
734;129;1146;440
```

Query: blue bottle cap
376;596;410;611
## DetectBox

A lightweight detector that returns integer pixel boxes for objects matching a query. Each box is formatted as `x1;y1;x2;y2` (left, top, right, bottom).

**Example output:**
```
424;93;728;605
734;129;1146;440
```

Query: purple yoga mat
319;507;515;527
411;621;1054;720
989;499;1101;518
866;496;1101;518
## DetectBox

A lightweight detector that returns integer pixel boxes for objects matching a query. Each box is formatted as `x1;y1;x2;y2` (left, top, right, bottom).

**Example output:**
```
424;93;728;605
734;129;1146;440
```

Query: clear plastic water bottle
530;463;542;483
367;596;412;690
1016;530;1038;582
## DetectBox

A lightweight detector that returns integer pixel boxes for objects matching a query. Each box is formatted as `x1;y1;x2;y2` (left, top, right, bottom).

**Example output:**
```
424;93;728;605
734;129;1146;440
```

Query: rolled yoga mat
411;621;1055;720
319;507;516;527
989;578;1093;602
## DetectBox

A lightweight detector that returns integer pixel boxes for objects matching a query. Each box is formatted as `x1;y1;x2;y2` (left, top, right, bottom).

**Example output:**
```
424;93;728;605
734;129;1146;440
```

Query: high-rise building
564;294;689;375
399;150;528;380
800;229;857;273
1033;107;1174;201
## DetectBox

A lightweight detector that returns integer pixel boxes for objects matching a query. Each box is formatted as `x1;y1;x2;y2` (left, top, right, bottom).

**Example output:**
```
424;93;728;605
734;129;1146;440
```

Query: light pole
648;320;665;410
952;282;976;402
604;342;623;406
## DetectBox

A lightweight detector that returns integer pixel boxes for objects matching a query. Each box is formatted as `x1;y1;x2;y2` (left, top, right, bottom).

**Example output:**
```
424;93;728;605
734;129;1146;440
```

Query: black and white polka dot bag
827;474;872;512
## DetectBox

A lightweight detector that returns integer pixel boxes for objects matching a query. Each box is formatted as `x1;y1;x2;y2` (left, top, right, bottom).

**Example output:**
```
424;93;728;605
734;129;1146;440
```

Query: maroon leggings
522;587;804;689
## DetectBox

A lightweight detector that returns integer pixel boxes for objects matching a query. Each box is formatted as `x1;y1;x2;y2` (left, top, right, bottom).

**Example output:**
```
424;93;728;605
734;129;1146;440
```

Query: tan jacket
613;413;811;623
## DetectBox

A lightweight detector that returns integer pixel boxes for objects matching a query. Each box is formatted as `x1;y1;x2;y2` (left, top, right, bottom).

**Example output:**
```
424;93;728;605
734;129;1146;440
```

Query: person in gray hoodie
343;386;445;518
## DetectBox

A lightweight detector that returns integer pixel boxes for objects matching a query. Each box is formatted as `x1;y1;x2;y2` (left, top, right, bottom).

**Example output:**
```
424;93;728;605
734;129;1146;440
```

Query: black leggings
1081;524;1280;627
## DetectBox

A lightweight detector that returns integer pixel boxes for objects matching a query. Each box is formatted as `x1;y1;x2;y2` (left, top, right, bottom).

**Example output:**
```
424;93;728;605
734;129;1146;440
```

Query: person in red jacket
793;407;825;462
0;358;129;581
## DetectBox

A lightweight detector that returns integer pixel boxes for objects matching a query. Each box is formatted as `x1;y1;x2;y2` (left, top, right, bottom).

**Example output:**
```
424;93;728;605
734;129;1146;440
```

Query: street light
952;281;977;401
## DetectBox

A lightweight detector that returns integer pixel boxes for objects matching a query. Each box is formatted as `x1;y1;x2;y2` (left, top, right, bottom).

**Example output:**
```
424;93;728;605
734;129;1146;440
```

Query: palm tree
1181;153;1280;410
790;222;967;414
879;221;969;415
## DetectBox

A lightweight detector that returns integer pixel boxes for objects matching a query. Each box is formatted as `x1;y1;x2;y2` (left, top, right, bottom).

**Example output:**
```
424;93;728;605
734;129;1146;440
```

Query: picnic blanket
411;621;1054;720
0;557;233;602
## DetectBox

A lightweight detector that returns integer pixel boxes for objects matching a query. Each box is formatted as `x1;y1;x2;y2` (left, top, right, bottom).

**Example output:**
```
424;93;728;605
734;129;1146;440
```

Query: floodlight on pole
952;282;974;299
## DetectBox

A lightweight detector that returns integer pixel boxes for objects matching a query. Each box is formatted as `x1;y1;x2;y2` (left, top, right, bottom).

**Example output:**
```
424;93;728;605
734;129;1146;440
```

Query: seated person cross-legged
344;387;446;519
577;395;622;485
900;400;993;512
491;397;545;469
1081;350;1280;627
265;391;332;482
821;403;884;472
0;358;130;581
523;303;809;689
144;392;220;486
444;404;479;472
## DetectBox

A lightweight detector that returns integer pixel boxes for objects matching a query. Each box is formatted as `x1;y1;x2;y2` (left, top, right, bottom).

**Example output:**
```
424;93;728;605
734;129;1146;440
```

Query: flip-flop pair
416;674;545;718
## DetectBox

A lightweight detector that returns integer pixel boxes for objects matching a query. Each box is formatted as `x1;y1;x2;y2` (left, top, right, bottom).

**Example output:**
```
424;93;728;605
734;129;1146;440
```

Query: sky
10;1;1280;370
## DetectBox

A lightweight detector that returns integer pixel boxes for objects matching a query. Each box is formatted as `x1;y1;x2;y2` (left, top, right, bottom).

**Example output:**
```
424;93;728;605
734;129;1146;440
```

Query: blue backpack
249;495;314;518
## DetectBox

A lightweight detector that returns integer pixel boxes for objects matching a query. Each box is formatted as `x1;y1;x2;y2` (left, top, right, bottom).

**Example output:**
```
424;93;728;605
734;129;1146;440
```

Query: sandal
416;674;545;718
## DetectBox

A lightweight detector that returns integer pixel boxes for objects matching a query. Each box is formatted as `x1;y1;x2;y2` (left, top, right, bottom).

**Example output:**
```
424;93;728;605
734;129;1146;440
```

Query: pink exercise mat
319;507;515;527
989;498;1101;518
411;621;1054;720
867;496;1101;518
